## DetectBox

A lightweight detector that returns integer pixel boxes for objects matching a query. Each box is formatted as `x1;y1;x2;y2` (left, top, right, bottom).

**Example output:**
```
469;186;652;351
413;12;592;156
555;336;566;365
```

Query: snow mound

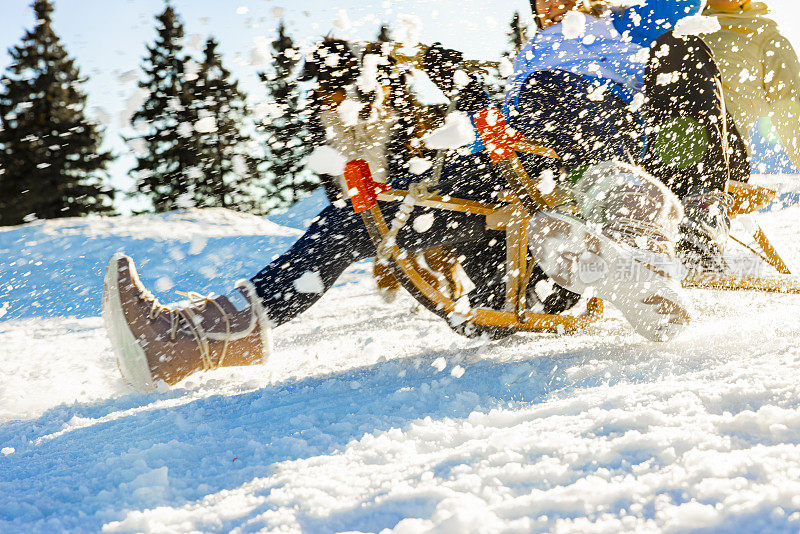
2;207;302;240
268;187;330;230
0;208;301;320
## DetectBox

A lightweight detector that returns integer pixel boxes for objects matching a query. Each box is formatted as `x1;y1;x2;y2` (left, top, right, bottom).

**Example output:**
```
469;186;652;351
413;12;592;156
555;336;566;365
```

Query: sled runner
682;180;800;293
348;42;800;339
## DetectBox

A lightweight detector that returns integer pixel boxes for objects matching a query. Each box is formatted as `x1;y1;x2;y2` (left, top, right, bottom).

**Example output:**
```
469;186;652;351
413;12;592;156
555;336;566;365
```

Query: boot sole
102;253;156;393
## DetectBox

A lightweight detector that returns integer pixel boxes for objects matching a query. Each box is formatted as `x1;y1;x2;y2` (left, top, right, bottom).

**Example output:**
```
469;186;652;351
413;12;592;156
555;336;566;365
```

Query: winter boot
678;188;732;274
102;253;272;392
528;162;691;341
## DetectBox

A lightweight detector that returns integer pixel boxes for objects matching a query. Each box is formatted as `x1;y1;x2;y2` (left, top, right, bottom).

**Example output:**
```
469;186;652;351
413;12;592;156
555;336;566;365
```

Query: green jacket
703;2;800;169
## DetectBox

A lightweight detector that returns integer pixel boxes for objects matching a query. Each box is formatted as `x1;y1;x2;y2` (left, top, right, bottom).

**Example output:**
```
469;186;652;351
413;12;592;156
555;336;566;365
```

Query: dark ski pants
507;32;750;198
251;153;506;326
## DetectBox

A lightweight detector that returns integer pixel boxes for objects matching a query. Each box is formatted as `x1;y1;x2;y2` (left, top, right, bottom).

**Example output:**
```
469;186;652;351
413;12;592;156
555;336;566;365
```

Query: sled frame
361;148;800;338
360;145;603;337
353;40;800;337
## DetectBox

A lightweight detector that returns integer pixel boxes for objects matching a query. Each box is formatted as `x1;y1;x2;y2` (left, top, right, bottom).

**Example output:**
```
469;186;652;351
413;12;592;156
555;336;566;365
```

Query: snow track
2;203;800;532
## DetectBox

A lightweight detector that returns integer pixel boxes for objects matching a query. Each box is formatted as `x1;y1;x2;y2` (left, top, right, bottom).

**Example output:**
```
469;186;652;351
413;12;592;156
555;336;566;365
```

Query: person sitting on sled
103;0;745;392
702;0;800;172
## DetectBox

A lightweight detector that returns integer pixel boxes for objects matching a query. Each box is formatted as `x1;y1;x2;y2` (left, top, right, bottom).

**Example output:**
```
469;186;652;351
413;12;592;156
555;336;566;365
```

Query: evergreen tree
129;5;198;212
189;37;262;211
506;11;528;56
0;0;114;226
377;24;392;43
259;21;316;212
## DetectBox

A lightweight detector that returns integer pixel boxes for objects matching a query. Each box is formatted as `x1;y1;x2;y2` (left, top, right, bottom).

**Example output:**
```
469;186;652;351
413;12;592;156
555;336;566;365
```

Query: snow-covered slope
0;208;301;320
2;202;800;533
268;187;330;230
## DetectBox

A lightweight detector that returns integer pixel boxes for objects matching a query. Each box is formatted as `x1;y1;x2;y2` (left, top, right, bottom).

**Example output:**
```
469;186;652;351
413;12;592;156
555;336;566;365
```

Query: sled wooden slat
727;180;776;217
513;140;560;160
470;298;604;330
723;181;792;276
497;156;550;214
504;208;529;317
683;273;800;294
376;189;503;216
753;226;792;275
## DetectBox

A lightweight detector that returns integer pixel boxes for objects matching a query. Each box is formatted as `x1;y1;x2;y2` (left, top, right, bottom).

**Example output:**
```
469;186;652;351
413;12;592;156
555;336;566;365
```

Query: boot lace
138;289;232;371
602;190;676;256
688;189;734;214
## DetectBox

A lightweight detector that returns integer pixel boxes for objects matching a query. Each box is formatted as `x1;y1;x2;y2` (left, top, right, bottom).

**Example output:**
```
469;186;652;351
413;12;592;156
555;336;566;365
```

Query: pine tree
129;5;198;212
506;11;528;56
259;21;316;212
377;24;392;43
189;37;262;212
0;0;113;226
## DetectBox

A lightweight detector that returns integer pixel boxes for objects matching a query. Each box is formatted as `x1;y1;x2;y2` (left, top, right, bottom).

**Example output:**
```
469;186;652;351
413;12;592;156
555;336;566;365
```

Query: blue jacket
504;1;704;111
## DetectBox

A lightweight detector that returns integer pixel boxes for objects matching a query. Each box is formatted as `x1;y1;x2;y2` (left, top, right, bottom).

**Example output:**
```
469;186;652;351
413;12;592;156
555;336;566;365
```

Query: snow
422;112;476;150
356;53;384;94
293;270;325;294
305;145;347;176
674;15;722;38
333;9;352;33
537;169;557;195
656;71;680;86
561;11;586;40
2;194;800;531
498;57;514;79
412;212;435;233
0;209;300;321
194;116;218;133
268;187;331;230
183;60;200;82
452;69;472;89
337;99;362;127
185;34;204;51
396;14;423;47
408;156;432;175
250;36;272;67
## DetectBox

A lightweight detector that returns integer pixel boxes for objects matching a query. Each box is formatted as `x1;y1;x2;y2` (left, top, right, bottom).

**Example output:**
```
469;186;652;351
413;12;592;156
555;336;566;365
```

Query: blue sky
2;0;800;211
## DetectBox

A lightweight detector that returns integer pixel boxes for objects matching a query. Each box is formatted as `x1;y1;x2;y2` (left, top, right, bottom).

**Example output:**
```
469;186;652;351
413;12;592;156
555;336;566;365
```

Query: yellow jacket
703;2;800;170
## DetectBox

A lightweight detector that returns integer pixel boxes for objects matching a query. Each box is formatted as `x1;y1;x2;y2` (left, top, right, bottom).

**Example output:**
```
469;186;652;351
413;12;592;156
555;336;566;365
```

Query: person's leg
640;32;749;270
251;155;506;326
727;116;751;183
103;155;503;391
640;32;748;196
507;69;639;172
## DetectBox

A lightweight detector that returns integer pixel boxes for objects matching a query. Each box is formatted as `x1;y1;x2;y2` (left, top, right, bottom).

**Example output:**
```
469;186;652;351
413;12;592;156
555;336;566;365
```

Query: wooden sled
349;134;603;338
348;42;800;337
358;138;800;338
